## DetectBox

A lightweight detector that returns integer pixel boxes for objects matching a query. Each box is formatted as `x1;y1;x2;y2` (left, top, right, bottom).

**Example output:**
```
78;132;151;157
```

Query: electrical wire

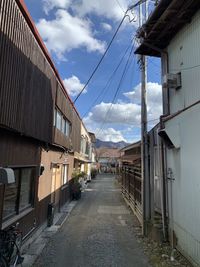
115;0;126;13
96;43;135;138
73;0;146;104
73;12;129;104
81;39;134;119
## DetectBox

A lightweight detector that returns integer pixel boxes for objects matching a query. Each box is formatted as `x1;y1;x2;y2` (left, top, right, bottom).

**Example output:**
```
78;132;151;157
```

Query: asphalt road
33;174;151;267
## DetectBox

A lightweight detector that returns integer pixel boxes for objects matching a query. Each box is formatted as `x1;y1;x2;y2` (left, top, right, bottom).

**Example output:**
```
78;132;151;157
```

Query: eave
135;0;200;57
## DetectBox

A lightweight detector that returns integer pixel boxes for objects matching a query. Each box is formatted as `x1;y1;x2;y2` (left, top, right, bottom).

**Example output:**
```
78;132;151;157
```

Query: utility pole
139;0;149;236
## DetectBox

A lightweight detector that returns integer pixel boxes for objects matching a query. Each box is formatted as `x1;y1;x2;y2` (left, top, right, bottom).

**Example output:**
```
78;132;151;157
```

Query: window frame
54;107;71;137
62;164;69;185
2;166;36;222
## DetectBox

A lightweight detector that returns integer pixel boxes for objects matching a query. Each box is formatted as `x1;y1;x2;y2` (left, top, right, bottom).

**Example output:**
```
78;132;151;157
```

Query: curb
21;201;78;267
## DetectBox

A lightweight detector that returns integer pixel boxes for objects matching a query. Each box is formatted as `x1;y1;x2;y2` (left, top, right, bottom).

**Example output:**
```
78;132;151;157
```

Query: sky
24;0;162;143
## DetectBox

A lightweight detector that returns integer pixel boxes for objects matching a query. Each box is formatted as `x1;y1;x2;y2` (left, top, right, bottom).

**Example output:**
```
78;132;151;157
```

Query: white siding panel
165;103;200;266
168;10;200;114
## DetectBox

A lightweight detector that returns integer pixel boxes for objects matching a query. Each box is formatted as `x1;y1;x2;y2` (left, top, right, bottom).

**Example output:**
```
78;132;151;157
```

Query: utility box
47;203;55;227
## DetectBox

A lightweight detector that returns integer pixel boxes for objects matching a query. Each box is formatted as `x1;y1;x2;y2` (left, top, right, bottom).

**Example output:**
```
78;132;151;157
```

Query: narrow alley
33;175;151;267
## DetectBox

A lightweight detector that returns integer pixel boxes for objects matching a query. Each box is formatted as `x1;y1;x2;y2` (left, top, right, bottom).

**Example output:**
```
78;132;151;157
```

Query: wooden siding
121;162;142;224
0;128;41;166
56;83;73;123
0;0;82;150
71;110;81;153
0;0;54;143
54;128;70;149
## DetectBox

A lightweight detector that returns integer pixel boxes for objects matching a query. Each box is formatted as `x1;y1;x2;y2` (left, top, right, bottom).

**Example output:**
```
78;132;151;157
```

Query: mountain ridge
95;138;129;149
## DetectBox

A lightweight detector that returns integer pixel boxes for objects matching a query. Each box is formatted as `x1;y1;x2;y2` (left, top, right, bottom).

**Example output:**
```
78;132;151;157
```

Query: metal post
139;0;149;236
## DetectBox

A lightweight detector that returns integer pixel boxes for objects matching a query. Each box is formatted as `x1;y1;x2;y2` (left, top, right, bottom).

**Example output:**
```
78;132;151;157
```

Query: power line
115;0;126;13
82;39;134;119
74;12;129;104
96;43;135;138
73;0;145;104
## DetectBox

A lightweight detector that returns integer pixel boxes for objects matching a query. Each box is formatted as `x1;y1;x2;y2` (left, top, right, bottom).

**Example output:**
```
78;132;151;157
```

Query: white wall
168;10;200;114
165;104;200;265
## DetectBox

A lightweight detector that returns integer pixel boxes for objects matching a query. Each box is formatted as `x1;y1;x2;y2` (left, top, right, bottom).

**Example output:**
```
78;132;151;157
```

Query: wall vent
163;72;181;90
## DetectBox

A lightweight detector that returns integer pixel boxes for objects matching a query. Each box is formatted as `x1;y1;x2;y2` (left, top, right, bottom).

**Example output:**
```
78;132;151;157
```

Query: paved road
34;174;151;267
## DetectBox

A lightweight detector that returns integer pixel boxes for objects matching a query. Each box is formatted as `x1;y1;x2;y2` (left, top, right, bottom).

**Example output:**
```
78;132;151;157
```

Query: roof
120;141;141;152
88;132;96;143
120;154;141;164
96;148;121;159
135;0;200;57
16;0;81;121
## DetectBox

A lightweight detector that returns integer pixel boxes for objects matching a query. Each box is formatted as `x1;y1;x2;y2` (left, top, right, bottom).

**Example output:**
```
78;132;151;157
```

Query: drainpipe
160;52;169;242
141;42;170;242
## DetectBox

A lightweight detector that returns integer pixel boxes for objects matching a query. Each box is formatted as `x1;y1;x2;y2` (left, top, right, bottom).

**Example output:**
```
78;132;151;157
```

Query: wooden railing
121;162;142;224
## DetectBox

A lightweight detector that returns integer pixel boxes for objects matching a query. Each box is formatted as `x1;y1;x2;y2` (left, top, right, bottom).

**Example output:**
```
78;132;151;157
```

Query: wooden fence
121;162;142;224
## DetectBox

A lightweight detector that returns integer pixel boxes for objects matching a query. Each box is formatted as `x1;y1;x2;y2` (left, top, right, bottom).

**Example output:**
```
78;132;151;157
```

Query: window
55;108;71;137
62;165;68;185
65;120;70;137
61;117;65;134
3;167;35;221
54;108;57;127
56;110;62;131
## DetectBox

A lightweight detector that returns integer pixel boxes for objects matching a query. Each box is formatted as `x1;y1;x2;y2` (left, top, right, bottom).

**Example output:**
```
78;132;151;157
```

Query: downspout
160;52;169;242
141;42;170;242
144;42;170;241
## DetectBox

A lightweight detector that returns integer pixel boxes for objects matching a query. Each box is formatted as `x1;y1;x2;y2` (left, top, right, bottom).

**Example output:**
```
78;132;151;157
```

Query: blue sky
25;0;161;143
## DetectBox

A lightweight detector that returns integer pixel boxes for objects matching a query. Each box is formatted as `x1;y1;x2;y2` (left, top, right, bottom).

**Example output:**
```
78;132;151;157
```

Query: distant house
96;148;120;173
136;0;200;265
120;141;141;165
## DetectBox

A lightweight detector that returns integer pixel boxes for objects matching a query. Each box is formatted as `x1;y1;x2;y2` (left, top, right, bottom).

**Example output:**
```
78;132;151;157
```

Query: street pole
139;0;149;236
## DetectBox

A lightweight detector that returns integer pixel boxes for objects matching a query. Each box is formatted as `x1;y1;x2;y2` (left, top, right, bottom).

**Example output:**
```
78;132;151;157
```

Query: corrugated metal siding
165;104;200;266
168;10;200;114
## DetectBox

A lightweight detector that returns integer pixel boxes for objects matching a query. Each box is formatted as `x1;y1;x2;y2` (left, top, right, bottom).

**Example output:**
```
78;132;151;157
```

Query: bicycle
0;224;24;267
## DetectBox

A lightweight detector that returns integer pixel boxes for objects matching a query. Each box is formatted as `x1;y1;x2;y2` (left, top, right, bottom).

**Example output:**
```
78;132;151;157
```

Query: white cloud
83;82;162;142
96;128;126;142
124;82;162;124
36;9;106;60
42;0;71;14
101;22;112;31
86;102;141;125
73;0;127;21
63;75;86;97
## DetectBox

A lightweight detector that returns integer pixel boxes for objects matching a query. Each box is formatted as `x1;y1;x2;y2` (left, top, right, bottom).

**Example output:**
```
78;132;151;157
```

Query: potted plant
70;171;82;200
91;168;97;179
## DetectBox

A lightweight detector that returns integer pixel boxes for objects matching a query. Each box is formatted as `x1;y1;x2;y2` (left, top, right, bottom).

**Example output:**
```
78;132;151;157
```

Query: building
96;147;120;173
136;0;200;265
74;124;96;181
0;0;93;240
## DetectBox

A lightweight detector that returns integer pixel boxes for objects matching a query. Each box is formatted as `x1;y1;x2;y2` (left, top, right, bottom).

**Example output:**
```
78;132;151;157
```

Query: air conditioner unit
163;72;181;90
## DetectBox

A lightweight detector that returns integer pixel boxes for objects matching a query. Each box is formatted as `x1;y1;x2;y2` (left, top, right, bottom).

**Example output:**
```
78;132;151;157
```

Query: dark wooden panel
54;127;70;149
71;111;81;153
56;83;73;123
0;129;41;166
0;0;82;150
0;0;56;143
